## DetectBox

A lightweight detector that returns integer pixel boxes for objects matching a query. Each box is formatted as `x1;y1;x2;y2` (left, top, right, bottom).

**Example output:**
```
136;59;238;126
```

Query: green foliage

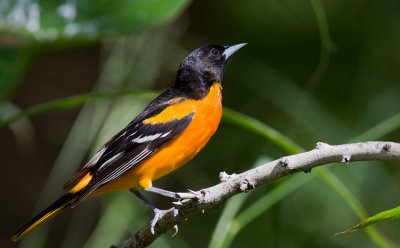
0;0;189;40
338;206;400;235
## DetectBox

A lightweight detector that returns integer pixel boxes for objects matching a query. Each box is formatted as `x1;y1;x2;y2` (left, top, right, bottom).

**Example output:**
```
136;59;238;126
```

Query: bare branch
114;141;400;248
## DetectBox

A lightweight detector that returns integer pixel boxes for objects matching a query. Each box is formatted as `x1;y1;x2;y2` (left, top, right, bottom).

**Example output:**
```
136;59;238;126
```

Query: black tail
11;192;76;242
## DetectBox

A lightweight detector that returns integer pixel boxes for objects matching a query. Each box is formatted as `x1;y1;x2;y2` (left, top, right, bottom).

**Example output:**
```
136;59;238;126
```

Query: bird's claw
187;189;198;194
172;189;204;207
175;189;202;199
172;198;191;206
150;208;164;235
171;224;179;237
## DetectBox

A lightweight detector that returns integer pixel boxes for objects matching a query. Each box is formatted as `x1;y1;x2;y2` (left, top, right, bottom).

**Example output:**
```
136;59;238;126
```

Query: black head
175;43;246;99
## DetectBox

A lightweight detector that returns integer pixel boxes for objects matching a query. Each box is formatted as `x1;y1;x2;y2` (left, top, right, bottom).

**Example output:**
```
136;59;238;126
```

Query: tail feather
11;192;76;242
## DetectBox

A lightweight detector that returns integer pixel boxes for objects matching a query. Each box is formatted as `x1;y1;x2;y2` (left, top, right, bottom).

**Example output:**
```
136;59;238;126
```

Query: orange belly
92;83;222;195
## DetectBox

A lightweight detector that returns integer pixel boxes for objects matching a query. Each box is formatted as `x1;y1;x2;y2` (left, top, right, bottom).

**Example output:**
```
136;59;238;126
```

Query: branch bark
114;141;400;248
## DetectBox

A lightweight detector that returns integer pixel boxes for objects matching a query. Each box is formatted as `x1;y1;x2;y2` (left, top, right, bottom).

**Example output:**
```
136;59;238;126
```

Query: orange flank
91;82;222;195
70;173;93;193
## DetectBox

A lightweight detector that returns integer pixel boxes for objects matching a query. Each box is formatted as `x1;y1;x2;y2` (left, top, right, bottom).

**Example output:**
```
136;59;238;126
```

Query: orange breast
92;83;222;195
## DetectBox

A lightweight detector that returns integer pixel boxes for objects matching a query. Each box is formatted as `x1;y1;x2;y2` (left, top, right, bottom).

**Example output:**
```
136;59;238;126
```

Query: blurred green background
1;0;400;247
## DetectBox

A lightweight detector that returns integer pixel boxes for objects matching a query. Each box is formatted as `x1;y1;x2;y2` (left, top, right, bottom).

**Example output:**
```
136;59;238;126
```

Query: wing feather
64;89;184;190
72;111;194;205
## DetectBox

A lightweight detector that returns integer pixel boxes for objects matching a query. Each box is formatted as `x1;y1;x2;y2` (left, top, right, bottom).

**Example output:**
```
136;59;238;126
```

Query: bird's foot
149;207;180;235
150;208;163;235
148;189;206;235
172;189;205;206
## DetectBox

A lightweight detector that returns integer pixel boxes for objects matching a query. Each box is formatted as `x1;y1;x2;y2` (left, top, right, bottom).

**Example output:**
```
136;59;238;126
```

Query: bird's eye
211;48;220;56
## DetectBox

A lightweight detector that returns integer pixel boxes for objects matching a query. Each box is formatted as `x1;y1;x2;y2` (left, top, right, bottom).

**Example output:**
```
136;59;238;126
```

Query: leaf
337;206;400;235
351;112;400;142
0;0;190;40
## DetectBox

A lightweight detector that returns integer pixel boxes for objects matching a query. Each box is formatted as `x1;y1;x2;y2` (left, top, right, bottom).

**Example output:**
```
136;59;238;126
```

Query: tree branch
114;141;400;248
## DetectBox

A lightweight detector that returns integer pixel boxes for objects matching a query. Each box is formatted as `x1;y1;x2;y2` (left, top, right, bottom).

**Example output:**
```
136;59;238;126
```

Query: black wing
70;89;193;204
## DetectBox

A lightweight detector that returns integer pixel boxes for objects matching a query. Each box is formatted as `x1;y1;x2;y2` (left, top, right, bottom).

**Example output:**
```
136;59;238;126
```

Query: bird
11;43;246;241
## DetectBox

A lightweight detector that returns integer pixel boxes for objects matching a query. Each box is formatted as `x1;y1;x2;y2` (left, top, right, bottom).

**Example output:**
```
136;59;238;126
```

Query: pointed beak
223;43;247;60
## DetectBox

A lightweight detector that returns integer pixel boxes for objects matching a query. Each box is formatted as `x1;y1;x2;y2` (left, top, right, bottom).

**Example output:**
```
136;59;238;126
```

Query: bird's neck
174;68;218;100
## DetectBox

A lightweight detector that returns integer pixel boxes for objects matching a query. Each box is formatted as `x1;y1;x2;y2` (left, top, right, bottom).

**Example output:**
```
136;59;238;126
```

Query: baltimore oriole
11;43;246;241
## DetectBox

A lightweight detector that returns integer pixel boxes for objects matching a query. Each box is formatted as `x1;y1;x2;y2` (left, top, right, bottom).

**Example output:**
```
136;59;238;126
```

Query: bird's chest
180;84;223;154
146;84;223;182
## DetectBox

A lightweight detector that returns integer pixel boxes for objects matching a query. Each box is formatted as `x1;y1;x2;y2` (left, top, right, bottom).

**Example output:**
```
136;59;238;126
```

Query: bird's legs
130;189;179;235
145;186;201;203
144;186;179;199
